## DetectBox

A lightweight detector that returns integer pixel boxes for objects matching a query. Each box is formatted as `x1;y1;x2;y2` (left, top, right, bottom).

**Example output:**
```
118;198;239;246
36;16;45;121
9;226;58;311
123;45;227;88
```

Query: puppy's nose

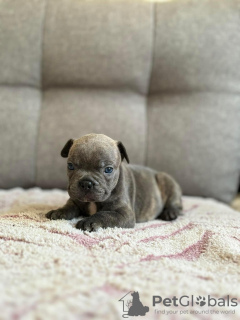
79;180;94;190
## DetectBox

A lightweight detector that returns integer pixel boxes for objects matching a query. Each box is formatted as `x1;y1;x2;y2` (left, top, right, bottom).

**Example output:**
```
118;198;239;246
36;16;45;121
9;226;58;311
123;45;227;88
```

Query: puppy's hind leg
155;172;182;221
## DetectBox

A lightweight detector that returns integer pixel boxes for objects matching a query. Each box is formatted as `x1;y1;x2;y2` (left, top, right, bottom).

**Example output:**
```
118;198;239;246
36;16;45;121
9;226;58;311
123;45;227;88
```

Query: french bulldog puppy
46;134;182;231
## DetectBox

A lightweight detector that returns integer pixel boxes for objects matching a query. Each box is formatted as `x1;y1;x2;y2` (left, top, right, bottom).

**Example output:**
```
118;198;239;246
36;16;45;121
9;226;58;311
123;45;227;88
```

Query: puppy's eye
68;163;74;170
104;167;113;174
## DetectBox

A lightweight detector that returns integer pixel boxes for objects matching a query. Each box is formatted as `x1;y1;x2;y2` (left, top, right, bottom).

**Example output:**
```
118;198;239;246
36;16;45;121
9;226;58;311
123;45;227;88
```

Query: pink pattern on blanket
183;204;199;213
69;234;100;248
0;235;44;247
121;222;168;234
69;234;117;248
11;301;38;320
232;236;240;242
97;284;125;297
141;230;213;262
139;222;195;243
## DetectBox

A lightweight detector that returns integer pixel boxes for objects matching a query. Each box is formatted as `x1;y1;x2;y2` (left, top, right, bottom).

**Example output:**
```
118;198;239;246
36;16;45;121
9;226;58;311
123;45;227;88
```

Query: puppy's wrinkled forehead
68;134;120;166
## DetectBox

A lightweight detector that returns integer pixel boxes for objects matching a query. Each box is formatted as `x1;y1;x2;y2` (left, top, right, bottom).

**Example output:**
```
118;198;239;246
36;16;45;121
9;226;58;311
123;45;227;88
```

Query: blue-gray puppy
46;133;182;231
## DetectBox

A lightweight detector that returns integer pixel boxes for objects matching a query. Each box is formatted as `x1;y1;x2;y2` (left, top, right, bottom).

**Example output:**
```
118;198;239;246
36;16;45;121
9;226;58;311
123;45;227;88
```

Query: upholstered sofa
0;0;239;319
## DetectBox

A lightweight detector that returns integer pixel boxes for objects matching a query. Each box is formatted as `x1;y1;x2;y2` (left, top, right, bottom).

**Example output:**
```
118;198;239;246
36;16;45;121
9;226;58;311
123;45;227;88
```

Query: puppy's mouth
68;186;108;202
81;192;99;202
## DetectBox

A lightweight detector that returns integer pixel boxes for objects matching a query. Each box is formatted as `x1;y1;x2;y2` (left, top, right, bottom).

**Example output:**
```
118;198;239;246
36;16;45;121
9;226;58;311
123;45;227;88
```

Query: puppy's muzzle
79;179;94;190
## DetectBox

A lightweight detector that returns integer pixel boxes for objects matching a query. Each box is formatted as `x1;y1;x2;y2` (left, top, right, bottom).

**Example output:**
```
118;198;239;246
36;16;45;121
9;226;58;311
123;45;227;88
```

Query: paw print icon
196;296;206;307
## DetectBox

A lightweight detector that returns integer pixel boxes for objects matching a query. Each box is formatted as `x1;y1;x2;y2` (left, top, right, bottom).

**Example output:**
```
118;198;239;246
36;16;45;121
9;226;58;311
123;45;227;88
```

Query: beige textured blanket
0;188;239;320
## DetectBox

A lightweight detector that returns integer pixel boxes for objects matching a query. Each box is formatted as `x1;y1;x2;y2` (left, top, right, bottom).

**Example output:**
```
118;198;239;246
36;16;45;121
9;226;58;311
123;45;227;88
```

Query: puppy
46;133;182;231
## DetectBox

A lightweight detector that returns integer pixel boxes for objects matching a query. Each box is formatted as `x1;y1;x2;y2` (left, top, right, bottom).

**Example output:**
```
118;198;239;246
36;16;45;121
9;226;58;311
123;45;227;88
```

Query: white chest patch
88;202;97;215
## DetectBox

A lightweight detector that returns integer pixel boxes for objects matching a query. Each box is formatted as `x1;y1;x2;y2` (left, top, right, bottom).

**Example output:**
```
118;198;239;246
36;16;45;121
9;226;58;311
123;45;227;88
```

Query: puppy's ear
117;141;130;163
61;139;74;158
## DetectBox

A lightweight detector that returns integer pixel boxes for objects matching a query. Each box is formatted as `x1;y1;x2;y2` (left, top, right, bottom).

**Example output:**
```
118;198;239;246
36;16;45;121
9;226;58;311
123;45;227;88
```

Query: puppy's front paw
76;216;105;232
159;205;181;221
46;209;69;220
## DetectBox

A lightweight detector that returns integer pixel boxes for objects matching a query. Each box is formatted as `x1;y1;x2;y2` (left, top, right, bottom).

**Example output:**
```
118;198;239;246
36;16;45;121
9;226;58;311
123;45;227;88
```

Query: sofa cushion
147;93;240;203
0;0;45;86
42;0;153;94
0;87;41;188
150;0;240;93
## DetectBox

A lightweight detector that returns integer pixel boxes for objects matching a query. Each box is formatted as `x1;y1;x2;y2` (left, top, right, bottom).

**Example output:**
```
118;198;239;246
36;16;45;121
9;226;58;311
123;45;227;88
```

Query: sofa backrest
0;0;240;203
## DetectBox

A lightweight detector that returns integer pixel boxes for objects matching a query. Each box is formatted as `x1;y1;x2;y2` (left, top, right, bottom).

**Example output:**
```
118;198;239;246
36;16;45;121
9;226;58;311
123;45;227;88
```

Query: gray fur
46;134;182;231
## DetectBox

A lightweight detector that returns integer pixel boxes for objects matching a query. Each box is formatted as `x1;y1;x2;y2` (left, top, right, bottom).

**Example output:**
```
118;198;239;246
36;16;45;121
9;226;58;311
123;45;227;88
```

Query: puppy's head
61;133;129;202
